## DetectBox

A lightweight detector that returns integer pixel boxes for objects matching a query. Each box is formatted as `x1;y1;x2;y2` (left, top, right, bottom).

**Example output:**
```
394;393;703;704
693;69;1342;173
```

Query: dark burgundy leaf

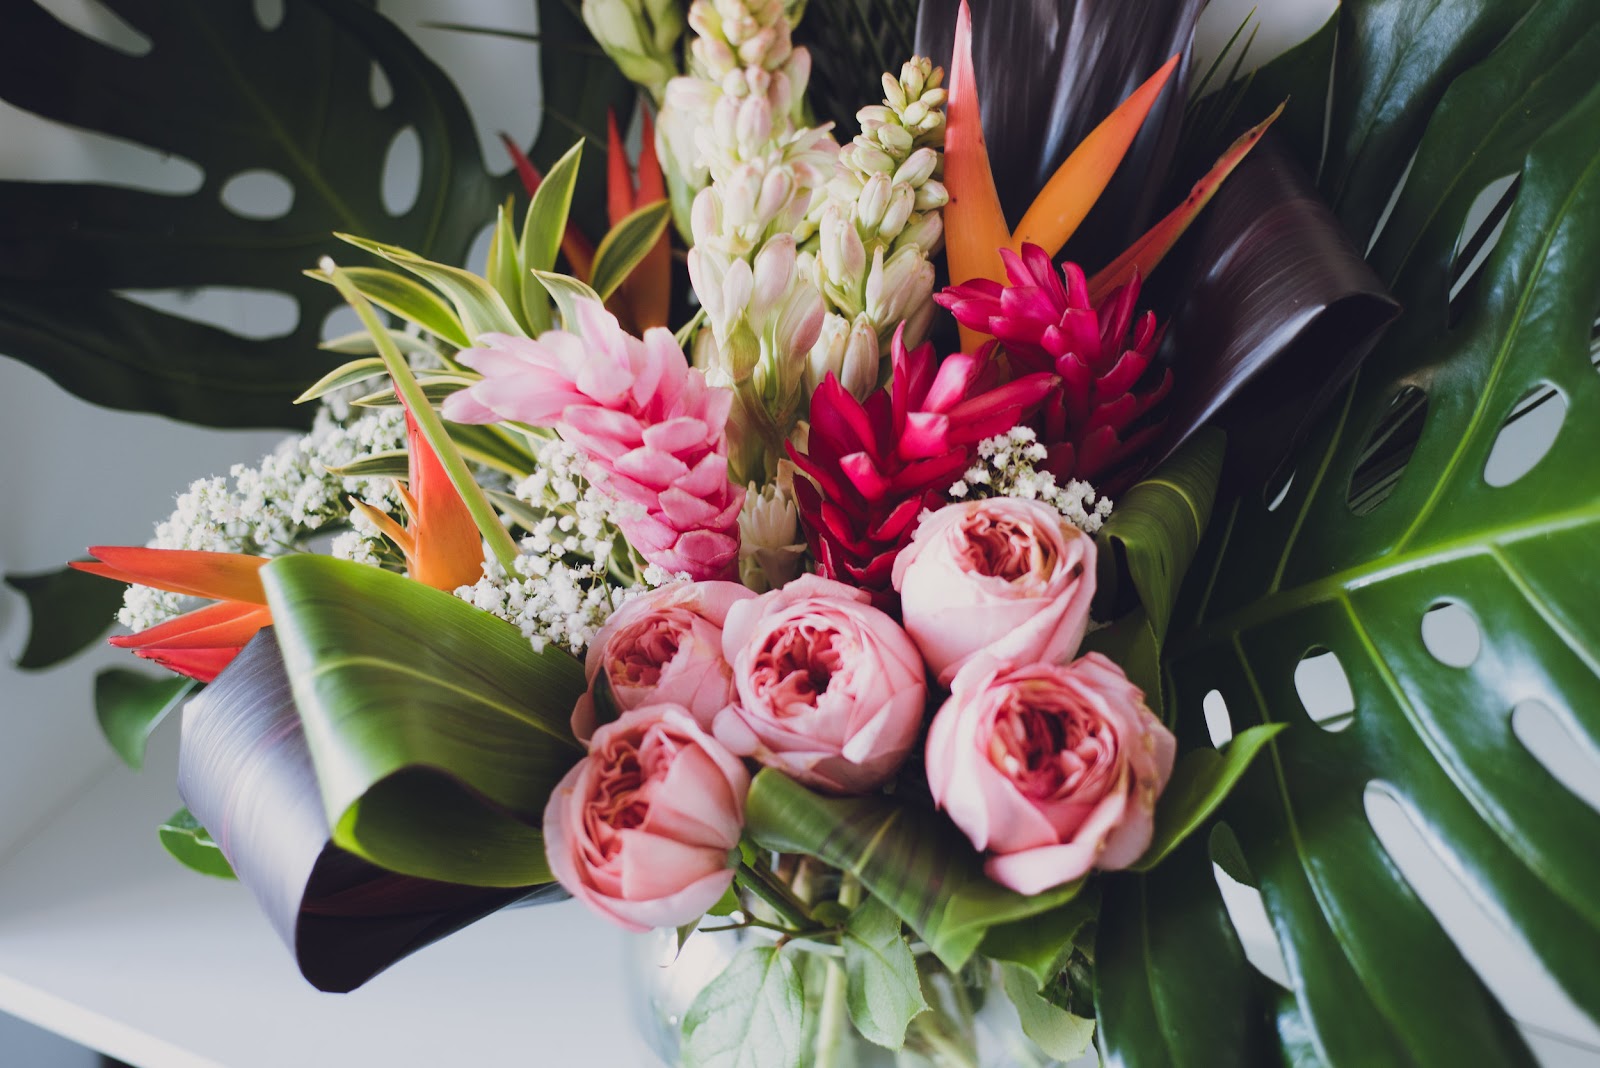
1154;135;1401;488
914;0;1204;259
177;629;553;993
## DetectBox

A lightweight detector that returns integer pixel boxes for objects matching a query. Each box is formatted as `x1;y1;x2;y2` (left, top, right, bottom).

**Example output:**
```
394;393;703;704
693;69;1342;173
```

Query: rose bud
543;704;750;932
927;654;1175;895
571;580;756;742
716;574;926;794
892;498;1097;686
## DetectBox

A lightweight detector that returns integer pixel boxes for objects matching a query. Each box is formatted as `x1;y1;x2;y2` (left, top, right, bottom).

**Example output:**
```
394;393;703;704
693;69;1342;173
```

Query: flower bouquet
5;0;1598;1064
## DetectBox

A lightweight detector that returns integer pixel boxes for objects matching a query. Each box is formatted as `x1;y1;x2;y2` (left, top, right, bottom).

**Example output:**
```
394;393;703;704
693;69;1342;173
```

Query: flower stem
736;859;812;931
813;957;849;1068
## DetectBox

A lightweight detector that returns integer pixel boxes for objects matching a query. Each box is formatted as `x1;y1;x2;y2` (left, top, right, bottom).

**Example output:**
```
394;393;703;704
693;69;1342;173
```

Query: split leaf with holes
0;0;629;429
1097;1;1600;1062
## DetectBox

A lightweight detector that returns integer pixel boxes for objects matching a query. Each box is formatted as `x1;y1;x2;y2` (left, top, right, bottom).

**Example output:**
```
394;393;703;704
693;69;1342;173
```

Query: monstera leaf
0;0;629;429
1098;1;1600;1063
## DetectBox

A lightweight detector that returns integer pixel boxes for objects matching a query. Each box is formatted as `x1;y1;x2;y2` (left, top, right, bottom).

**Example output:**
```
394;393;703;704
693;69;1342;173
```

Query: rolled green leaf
262;555;585;887
179;629;552;992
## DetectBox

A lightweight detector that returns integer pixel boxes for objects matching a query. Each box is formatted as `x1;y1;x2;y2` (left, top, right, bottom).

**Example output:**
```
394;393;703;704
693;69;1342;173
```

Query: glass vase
627;922;1087;1067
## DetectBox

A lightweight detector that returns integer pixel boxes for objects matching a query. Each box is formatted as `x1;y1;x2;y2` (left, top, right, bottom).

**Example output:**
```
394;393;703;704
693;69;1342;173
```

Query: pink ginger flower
936;243;1172;488
443;300;744;580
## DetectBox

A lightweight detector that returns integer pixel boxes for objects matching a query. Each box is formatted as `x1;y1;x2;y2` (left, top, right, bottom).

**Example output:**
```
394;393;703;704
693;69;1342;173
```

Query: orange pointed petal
1013;53;1181;256
111;601;272;651
1089;102;1284;303
636;108;666;204
622;108;672;329
944;0;1013;351
134;646;238;684
403;410;485;591
74;548;269;605
607;108;635;225
499;132;597;281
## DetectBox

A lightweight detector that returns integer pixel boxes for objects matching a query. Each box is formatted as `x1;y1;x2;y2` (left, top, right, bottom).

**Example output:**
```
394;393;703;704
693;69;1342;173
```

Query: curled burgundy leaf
1155;135;1401;485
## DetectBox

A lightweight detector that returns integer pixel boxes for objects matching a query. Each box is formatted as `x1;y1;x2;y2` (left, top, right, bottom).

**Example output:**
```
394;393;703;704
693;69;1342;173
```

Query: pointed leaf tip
1014;53;1182;256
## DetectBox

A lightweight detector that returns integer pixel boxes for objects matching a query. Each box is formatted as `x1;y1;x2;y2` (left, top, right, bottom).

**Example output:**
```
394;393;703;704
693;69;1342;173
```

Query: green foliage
1128;723;1286;873
1099;1;1600;1062
0;0;507;428
95;669;196;770
3;565;124;670
158;808;236;880
842;896;928;1049
999;962;1096;1062
262;555;586;887
744;770;1085;970
590;201;673;300
681;946;806;1068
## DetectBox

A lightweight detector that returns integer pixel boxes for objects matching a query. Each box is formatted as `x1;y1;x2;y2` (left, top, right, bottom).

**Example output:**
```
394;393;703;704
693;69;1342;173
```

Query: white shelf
0;722;653;1068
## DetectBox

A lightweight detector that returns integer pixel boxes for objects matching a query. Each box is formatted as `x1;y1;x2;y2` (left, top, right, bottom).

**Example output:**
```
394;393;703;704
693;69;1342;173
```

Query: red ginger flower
936;243;1172;486
787;328;1056;597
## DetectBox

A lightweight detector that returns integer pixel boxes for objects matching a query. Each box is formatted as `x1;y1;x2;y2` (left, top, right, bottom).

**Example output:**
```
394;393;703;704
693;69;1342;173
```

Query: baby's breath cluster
119;406;408;632
455;552;628;656
950;427;1114;535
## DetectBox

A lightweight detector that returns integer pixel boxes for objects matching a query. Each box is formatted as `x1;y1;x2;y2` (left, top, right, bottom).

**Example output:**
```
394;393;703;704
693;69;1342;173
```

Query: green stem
736;859;813;931
322;260;522;575
814;958;850;1068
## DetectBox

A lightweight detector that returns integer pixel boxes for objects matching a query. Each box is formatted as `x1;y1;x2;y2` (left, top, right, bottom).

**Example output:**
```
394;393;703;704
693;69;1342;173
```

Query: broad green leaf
1322;0;1526;248
1098;428;1225;643
315;267;472;349
842;895;928;1049
707;885;741;917
978;888;1100;989
0;0;504;428
95;669;196;770
1094;839;1270;1068
999;962;1096;1062
295;357;388;405
1129;723;1286;872
338;234;523;341
1081;607;1165;721
532;269;605;330
744;770;1085;970
590;200;672;300
681;945;805;1068
3;565;124;669
262;555;586;887
158;808;236;880
1154;10;1600;1060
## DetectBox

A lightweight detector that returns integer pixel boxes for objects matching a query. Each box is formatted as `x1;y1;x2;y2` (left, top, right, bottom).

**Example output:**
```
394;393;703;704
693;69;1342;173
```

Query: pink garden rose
927;654;1175;895
571;581;755;741
544;704;749;932
716;574;927;794
892;498;1096;685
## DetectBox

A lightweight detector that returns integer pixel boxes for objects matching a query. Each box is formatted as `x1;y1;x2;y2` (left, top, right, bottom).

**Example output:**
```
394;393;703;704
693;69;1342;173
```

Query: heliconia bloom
71;547;272;682
892;498;1097;685
443;300;745;580
927;654;1176;895
571;580;755;742
716;574;926;794
936;243;1172;486
544;703;750;932
786;327;1057;596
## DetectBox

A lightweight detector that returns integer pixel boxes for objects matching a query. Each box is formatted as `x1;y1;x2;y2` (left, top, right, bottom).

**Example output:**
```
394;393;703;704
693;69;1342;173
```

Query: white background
1;0;1596;1064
